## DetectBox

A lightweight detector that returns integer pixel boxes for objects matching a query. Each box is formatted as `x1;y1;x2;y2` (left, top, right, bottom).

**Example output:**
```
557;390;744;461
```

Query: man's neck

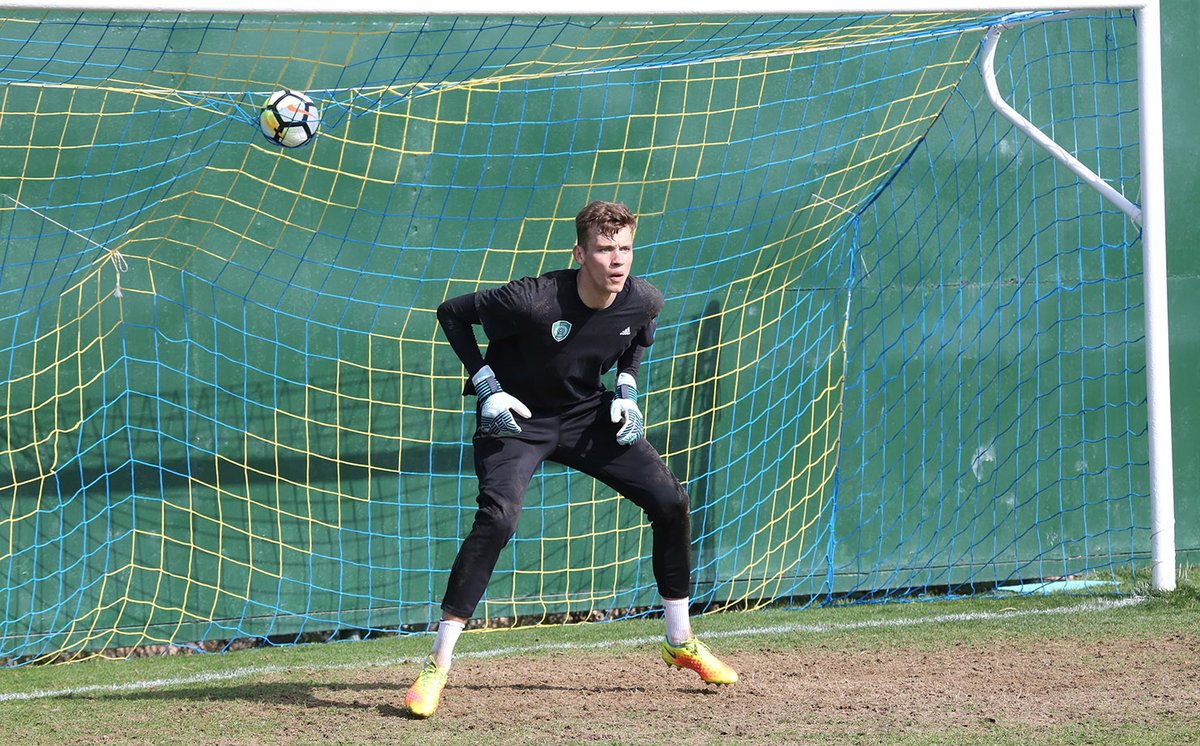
575;270;617;310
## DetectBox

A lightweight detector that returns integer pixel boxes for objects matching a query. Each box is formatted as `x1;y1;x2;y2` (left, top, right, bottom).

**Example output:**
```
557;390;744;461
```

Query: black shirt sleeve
474;279;530;343
436;292;486;377
617;307;658;380
617;315;655;379
616;343;646;380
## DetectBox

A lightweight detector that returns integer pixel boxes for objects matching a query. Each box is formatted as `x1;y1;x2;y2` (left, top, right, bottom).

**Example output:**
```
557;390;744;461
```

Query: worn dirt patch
300;632;1200;744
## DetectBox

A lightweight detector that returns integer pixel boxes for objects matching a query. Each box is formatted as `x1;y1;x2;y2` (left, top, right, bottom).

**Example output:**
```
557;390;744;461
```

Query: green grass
0;583;1196;745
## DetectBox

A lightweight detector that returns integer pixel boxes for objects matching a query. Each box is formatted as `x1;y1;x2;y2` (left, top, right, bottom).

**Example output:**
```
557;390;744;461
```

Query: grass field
1;578;1197;745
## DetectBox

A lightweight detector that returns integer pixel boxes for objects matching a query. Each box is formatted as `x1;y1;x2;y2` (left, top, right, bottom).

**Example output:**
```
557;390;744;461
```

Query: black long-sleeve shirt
436;268;661;414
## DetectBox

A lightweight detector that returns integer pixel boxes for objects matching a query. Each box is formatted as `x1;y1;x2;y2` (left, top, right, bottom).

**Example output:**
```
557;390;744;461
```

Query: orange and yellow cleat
404;657;449;718
661;637;739;685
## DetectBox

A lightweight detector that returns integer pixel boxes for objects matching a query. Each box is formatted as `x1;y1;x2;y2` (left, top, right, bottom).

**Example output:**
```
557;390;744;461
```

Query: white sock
662;597;693;645
431;618;465;670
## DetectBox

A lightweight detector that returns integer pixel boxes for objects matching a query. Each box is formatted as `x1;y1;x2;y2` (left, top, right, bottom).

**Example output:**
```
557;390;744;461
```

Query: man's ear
572;244;584;265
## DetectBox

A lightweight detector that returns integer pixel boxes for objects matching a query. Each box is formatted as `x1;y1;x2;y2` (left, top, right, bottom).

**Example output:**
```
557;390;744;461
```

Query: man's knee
646;480;690;526
475;495;523;540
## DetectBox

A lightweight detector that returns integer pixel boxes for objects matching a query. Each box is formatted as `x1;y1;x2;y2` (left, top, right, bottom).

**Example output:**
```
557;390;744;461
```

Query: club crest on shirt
550;320;572;342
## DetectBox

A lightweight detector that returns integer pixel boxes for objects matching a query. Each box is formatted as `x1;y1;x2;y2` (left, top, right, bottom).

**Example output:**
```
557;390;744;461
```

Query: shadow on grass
67;676;719;721
75;680;408;714
458;680;723;697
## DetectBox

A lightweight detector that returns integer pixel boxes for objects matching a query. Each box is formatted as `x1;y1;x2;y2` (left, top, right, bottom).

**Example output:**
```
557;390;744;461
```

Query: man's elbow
437;296;466;329
436;300;453;325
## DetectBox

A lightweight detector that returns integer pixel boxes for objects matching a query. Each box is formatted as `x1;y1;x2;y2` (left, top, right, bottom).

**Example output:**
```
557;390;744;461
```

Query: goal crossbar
0;1;1163;15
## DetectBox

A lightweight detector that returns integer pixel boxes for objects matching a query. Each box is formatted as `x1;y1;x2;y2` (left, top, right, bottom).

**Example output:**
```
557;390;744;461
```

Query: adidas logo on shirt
619;327;631;336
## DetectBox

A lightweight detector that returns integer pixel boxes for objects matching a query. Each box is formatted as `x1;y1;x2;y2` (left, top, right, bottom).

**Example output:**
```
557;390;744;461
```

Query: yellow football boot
404;657;449;718
661;637;739;685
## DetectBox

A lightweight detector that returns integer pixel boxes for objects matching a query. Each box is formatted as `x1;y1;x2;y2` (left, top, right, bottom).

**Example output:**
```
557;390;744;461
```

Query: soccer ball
259;89;320;148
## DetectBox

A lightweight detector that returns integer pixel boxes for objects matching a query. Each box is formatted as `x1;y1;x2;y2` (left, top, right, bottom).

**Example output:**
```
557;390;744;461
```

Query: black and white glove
609;372;644;446
472;365;531;436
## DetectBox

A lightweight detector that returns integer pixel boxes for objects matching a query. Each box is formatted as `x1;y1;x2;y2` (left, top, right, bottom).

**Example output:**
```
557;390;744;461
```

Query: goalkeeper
404;200;738;718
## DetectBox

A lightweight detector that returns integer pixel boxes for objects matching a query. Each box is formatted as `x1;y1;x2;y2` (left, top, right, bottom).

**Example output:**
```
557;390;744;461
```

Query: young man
404;201;737;718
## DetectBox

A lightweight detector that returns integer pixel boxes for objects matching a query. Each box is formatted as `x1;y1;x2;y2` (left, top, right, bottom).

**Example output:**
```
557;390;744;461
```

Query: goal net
0;9;1152;662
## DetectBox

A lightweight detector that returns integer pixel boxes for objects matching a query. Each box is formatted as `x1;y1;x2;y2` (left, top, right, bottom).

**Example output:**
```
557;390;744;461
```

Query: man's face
574;225;634;300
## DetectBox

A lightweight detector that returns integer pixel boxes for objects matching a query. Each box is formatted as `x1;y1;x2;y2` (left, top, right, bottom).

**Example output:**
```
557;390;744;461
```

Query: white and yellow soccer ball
259;89;320;148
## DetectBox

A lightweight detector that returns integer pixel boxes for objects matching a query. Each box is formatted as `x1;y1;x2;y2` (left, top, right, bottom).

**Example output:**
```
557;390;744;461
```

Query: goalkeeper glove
609;372;644;446
472;365;531;436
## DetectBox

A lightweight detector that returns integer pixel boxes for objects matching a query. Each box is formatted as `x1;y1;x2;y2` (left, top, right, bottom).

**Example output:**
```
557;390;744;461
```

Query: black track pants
440;396;691;619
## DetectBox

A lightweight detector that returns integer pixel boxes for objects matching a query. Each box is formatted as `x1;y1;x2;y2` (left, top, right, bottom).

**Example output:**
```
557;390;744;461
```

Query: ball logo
550;320;572;342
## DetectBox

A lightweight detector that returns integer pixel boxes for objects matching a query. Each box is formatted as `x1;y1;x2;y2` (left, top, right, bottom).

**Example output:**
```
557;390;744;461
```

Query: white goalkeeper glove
609;372;645;446
472;365;531;436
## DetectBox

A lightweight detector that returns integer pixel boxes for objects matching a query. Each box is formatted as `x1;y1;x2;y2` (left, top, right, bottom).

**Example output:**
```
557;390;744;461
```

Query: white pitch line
0;596;1144;704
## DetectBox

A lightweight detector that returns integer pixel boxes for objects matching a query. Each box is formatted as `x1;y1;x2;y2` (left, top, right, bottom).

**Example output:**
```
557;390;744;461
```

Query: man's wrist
616;371;637;400
472;365;502;399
